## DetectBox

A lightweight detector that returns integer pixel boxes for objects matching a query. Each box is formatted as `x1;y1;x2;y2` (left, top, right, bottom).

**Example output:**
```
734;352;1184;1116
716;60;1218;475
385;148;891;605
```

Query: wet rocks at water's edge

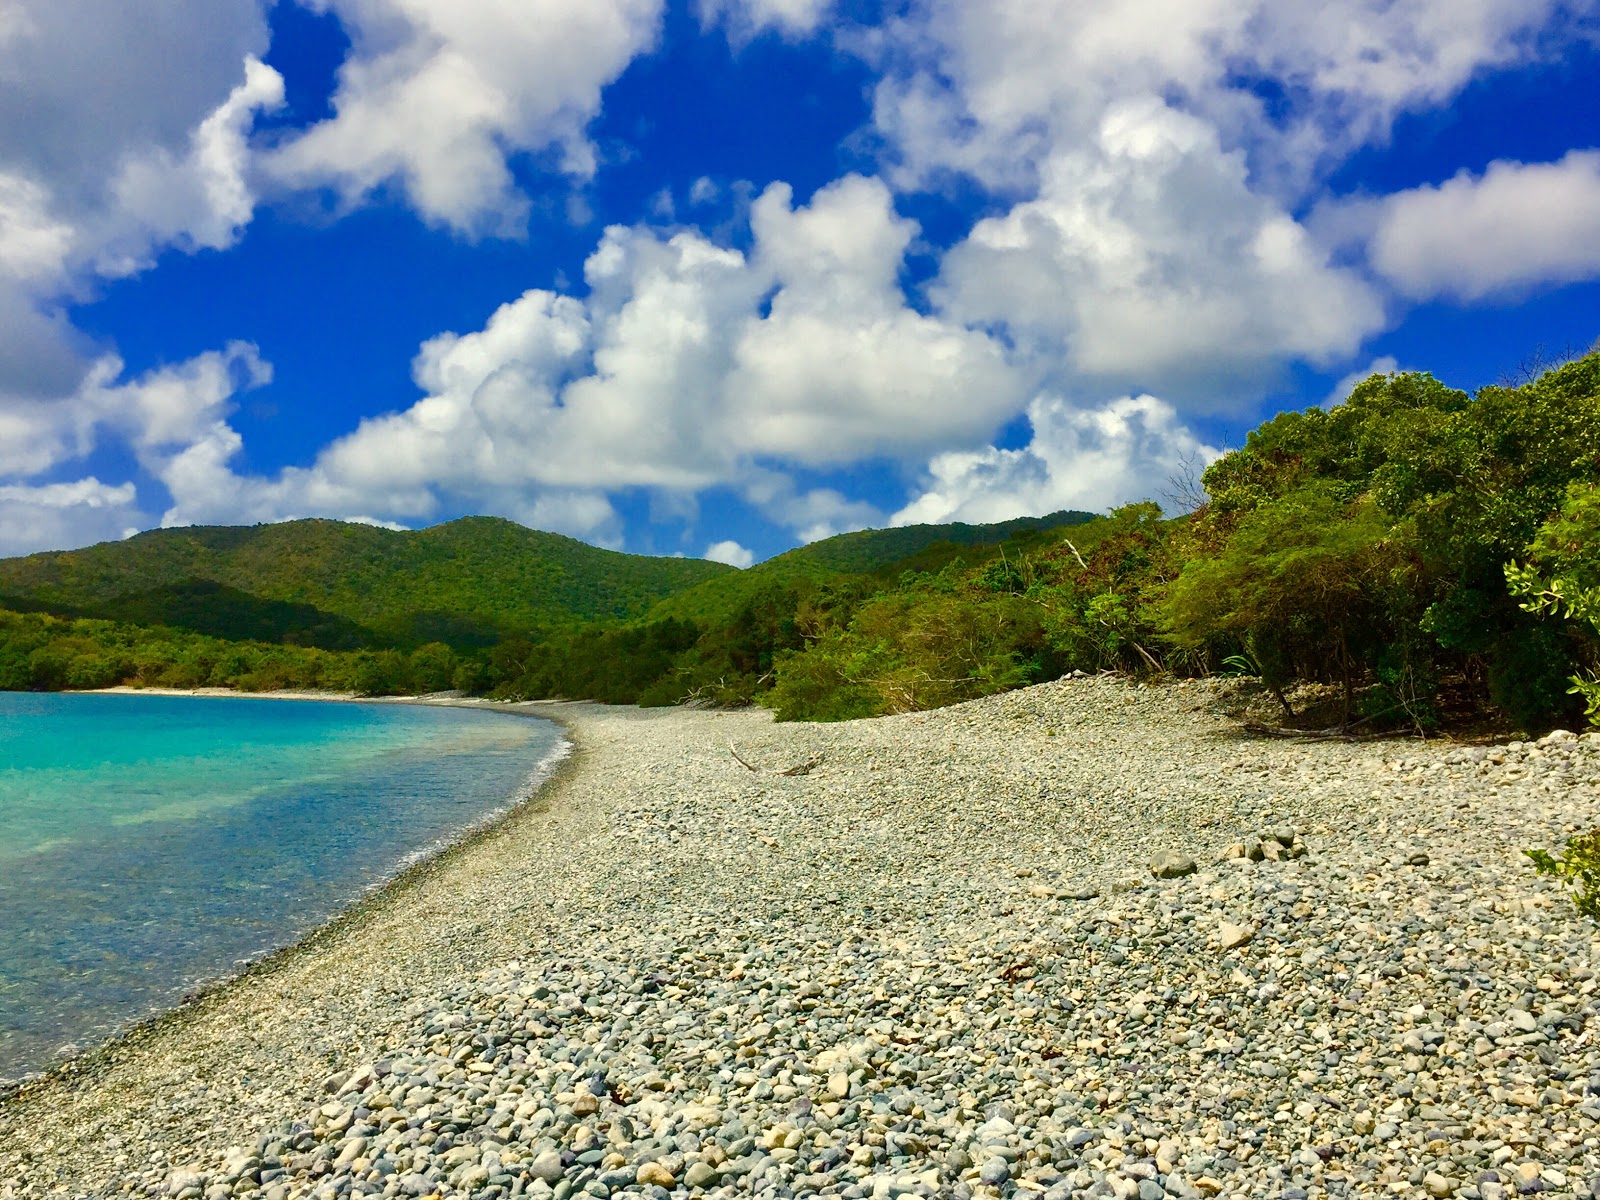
7;678;1600;1200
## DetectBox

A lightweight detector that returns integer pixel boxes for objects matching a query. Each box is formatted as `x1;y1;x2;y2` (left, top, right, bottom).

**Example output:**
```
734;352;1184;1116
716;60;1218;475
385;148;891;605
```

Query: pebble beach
3;676;1599;1200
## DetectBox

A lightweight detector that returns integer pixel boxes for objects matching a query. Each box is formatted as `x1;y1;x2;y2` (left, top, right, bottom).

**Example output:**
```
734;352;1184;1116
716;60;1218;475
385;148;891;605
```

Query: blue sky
2;0;1597;566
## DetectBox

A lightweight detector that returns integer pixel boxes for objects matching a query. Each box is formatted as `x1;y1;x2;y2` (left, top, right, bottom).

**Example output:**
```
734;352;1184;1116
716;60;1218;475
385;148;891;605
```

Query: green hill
0;517;733;648
648;509;1100;624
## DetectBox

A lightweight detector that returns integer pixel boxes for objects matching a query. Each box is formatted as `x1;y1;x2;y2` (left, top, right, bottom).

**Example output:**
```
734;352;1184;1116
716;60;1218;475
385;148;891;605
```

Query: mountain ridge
0;510;1101;649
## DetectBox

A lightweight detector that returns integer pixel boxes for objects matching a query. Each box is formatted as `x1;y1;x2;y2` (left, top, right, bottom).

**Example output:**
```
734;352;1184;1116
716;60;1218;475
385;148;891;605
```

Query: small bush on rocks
1526;827;1600;919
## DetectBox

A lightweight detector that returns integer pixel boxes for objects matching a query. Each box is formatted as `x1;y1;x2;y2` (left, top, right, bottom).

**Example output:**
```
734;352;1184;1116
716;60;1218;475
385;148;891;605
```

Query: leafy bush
1527;829;1600;920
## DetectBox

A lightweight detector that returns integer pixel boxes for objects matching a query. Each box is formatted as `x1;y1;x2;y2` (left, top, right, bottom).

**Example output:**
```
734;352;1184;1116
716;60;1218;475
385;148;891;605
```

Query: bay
0;691;564;1079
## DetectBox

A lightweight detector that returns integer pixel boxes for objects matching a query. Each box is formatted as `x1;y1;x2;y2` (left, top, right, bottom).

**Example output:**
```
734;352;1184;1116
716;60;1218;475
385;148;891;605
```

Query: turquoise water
0;692;564;1079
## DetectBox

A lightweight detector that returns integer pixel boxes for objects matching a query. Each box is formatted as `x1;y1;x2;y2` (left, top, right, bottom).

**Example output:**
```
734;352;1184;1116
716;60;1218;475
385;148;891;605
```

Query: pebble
3;676;1599;1200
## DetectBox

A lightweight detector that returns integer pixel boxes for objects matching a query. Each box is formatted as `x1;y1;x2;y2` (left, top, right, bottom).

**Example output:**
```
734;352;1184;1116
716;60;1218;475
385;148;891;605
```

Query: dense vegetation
0;516;732;648
3;352;1597;735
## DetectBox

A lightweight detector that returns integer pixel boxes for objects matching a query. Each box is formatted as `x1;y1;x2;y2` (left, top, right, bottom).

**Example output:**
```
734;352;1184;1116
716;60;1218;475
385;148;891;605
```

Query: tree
1506;482;1600;726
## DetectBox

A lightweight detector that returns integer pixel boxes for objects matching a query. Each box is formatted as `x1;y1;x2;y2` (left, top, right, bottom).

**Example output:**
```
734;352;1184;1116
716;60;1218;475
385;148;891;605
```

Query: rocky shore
3;677;1599;1200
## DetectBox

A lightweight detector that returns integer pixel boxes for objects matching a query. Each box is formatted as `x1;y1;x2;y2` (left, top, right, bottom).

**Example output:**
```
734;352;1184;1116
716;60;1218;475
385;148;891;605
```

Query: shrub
1527;829;1600;920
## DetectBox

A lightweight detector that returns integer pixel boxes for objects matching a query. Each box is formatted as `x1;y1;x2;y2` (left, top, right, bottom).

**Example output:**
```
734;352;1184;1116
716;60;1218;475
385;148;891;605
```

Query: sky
2;1;1598;567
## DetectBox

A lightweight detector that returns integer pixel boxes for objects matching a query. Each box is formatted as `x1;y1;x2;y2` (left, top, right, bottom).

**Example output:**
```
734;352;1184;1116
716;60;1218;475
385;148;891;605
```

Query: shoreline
0;688;581;1097
4;677;1598;1199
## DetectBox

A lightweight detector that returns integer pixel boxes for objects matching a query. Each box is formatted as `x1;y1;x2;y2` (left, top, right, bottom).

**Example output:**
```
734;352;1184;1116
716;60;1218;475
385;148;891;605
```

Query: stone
1219;839;1263;863
1424;1172;1453;1197
684;1161;718;1189
1217;922;1255;951
978;1157;1011;1187
1149;851;1197;879
637;1162;677;1188
529;1151;565;1185
1407;852;1431;867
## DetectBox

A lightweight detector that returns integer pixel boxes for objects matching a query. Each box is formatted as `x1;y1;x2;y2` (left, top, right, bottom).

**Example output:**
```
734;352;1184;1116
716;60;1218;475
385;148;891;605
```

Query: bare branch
1062;539;1089;571
1161;448;1210;514
778;753;825;776
730;744;825;775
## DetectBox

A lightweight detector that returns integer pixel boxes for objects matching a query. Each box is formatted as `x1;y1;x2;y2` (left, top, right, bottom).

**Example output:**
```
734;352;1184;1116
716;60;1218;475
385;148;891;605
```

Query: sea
0;691;566;1080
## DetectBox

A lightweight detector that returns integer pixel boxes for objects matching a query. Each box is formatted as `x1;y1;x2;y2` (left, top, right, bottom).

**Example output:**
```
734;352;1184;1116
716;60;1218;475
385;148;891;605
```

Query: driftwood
728;742;826;775
778;753;825;776
1239;720;1399;742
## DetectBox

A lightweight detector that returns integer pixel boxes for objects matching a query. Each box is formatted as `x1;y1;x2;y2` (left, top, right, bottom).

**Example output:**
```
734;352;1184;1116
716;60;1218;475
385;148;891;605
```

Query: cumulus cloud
190;175;1027;542
893;394;1221;527
699;0;832;40
739;471;883;544
0;2;269;207
0;478;140;557
1370;151;1600;301
5;0;1597;558
0;342;273;553
935;96;1384;400
267;0;663;235
102;55;284;273
858;0;1582;403
869;0;1580;196
704;539;755;568
0;5;278;415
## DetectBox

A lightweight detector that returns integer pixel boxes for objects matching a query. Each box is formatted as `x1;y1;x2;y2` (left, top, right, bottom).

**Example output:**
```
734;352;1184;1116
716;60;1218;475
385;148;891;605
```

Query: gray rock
979;1157;1012;1187
1149;851;1197;879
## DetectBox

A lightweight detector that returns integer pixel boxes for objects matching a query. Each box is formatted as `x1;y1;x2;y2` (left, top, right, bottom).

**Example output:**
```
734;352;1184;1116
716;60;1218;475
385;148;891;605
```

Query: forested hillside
2;352;1597;734
645;510;1098;625
0;516;732;647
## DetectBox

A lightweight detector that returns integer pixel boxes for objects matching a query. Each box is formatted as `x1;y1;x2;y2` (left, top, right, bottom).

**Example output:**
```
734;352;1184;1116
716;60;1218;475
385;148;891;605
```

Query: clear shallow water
0;692;564;1078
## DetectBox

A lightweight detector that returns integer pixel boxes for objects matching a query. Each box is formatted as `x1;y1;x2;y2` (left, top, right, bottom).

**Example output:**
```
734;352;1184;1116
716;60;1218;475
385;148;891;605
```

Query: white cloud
102;55;285;273
893;394;1220;527
0;5;277;411
0;9;287;554
935;96;1384;401
699;0;832;40
1370;151;1600;301
0;2;270;206
267;0;663;235
856;0;1585;405
688;176;719;206
0;173;76;286
740;471;883;544
868;0;1580;197
0;478;141;557
178;175;1026;542
704;539;754;568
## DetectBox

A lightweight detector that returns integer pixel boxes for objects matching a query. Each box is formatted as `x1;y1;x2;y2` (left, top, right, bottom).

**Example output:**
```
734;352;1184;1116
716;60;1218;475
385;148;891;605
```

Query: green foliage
1027;502;1174;676
0;516;731;649
0;608;486;697
1527;829;1600;920
762;586;1050;721
1165;352;1600;731
646;511;1097;626
1507;482;1600;725
4;354;1597;731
